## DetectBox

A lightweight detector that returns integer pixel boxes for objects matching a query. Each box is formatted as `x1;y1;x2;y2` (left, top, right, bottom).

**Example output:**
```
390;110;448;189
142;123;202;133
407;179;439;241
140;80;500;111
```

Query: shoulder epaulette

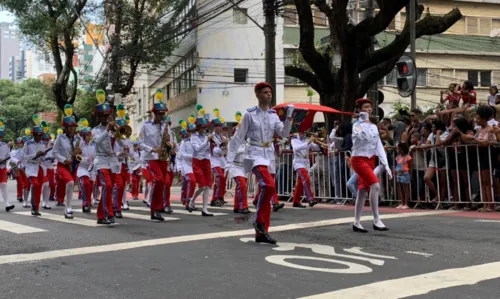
268;109;277;114
26;140;34;145
247;106;257;112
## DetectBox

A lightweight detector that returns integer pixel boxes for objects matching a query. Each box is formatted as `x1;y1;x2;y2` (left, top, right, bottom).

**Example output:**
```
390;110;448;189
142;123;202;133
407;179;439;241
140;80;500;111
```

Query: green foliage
74;90;98;127
0;79;58;141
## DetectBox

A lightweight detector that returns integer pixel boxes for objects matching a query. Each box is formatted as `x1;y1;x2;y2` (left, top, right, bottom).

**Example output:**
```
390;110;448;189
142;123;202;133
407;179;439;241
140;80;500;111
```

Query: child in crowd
395;142;412;209
344;154;357;200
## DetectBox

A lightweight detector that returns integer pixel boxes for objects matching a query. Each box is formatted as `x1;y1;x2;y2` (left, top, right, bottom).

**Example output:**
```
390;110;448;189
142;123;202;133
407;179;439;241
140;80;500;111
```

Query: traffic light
396;55;418;98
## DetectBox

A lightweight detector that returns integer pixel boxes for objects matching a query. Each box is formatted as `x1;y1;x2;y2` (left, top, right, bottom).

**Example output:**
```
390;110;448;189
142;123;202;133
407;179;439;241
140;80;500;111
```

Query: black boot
108;216;115;224
273;203;285;212
210;200;222;207
151;211;165;221
255;234;277;244
253;222;267;235
5;205;15;212
309;200;319;207
293;203;306;208
17;198;23;203
31;209;41;216
115;211;123;218
82;206;91;213
97;218;111;225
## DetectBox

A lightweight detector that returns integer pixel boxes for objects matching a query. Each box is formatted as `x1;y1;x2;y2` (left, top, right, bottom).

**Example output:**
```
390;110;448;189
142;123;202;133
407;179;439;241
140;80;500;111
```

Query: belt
233;161;243;167
294;154;308;159
249;140;273;148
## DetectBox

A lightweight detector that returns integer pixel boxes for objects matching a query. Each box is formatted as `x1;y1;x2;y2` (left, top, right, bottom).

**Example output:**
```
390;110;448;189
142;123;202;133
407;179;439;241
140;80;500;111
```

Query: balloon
213;108;220;118
64;104;73;117
57;128;63;135
235;111;242;123
96;89;106;103
25;128;31;135
155;89;164;102
32;114;41;125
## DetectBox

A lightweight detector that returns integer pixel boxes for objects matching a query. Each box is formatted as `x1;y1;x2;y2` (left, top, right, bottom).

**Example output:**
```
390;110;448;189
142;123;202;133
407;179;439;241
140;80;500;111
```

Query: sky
0;10;15;23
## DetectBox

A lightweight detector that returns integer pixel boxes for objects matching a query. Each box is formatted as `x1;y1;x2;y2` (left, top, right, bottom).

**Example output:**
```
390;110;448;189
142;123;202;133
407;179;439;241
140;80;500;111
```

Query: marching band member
77;123;95;213
210;110;227;207
187;105;214;216
10;137;26;203
129;141;142;201
92;90;118;224
139;91;171;222
162;115;176;214
291;130;320;208
0;122;14;212
41;131;53;210
54;128;66;207
45;134;56;203
53;106;81;219
140;145;153;207
351;98;392;233
24;115;47;216
113;116;132;217
226;82;294;244
229;123;250;214
179;122;196;209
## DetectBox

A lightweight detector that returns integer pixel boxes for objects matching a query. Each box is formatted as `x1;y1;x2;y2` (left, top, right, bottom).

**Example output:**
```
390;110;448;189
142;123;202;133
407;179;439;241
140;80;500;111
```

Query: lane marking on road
475;220;500;223
13;211;103;227
168;203;252;212
0;219;47;234
130;206;228;216
72;210;180;222
343;247;398;260
405;251;434;257
297;261;500;299
0;210;451;265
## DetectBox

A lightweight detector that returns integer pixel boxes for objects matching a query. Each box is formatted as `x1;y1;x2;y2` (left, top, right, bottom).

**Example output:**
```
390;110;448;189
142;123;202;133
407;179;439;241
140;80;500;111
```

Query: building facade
129;0;285;133
0;22;20;80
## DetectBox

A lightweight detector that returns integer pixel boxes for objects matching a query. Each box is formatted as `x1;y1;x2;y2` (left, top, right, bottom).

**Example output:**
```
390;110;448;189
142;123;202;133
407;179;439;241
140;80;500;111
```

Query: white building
130;0;285;133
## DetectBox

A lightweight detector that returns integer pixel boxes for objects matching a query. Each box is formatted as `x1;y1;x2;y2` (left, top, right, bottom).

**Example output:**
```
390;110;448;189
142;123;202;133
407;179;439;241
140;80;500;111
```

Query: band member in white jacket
77;127;95;213
11;137;29;204
113;117;133;216
24;119;47;216
40;133;54;210
179;124;197;209
291;131;320;208
0;125;14;212
129;141;142;201
210;117;227;206
229;126;250;214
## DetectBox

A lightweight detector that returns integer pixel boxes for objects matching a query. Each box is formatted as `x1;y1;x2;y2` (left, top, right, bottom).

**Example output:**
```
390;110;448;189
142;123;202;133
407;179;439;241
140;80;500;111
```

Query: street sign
396;55;418;98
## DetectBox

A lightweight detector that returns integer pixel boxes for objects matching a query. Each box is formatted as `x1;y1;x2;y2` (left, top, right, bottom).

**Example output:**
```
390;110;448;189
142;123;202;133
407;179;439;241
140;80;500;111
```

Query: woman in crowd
423;120;449;203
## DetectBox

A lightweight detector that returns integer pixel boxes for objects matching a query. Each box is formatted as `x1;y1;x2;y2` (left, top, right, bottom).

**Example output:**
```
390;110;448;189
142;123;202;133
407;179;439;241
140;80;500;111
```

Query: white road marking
297;261;500;299
343;247;398;260
130;206;228;216
13;211;103;227
265;255;373;274
168;203;248;212
0;219;47;234
405;251;434;257
72;210;180;222
0;210;450;265
475;220;500;223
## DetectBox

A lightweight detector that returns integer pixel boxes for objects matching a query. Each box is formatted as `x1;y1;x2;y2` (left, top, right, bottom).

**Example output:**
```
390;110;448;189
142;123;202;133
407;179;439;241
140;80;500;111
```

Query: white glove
286;104;295;118
384;165;393;180
359;112;369;121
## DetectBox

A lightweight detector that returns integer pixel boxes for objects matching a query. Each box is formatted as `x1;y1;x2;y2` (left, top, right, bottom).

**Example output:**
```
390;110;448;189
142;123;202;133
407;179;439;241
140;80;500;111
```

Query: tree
0;0;93;112
284;0;462;128
102;0;181;97
0;79;58;141
73;90;98;127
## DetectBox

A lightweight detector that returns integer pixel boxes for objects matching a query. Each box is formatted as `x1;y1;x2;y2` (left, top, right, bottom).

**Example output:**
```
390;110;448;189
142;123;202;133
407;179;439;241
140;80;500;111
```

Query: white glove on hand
385;165;393;180
359;112;369;121
286;104;295;118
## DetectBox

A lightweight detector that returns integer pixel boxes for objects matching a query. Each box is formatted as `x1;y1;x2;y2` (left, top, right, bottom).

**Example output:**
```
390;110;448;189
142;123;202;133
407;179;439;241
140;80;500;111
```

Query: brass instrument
115;125;133;140
158;124;172;162
70;137;82;172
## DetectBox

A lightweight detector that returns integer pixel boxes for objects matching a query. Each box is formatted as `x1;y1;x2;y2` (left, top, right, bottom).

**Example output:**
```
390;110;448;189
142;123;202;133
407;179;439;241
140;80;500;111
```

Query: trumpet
115;125;133;140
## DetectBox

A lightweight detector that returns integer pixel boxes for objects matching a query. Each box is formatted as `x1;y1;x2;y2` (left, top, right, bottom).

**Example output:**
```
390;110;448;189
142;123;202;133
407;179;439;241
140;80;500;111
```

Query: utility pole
367;0;379;117
263;0;277;107
410;0;417;109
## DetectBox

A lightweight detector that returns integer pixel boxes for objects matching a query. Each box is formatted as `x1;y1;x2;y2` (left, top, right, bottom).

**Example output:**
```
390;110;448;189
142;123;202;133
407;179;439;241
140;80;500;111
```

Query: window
417;69;427;87
467;17;479;35
233;8;248;24
468;70;491;87
283;8;297;25
313;10;327;26
234;68;248;83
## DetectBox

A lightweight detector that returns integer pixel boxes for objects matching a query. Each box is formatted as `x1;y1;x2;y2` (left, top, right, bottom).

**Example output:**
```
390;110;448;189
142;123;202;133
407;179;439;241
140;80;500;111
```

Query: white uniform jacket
77;141;96;179
191;132;211;160
92;125;121;174
227;106;292;172
291;137;320;171
42;142;55;172
0;142;10;169
23;140;46;177
10;148;23;169
178;138;194;175
229;142;247;179
114;138;133;170
139;120;172;161
128;151;142;173
351;120;389;167
53;134;83;167
210;133;227;168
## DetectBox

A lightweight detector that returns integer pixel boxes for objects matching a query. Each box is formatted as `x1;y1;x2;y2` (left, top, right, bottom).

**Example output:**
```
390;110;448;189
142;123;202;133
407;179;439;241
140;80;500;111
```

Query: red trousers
46;169;55;199
256;173;279;205
56;163;75;203
293;168;314;204
163;170;174;208
112;165;126;212
148;160;170;214
252;166;276;236
16;169;29;198
28;167;44;210
212;166;226;200
142;167;153;183
97;169;114;219
79;176;93;207
181;173;196;206
233;176;248;210
0;168;7;183
130;170;141;198
193;158;211;188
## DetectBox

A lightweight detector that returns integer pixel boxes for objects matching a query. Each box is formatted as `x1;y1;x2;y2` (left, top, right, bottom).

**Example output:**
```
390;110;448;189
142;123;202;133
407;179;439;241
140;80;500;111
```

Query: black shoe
293;203;306;208
5;205;15;212
82;206;91;213
255;234;277;244
23;204;31;209
115;211;123;218
108;216;115;224
49;197;55;201
273;203;285;212
309;200;319;207
42;205;52;210
151;211;165;221
31;209;41;216
122;206;130;211
186;206;193;213
143;200;148;205
241;208;251;214
218;198;227;205
252;199;257;207
202;211;214;217
373;224;389;231
17;198;23;203
253;222;267;235
64;212;74;219
210;200;222;207
56;202;65;207
97;218;111;225
234;209;242;213
353;225;368;233
162;207;173;214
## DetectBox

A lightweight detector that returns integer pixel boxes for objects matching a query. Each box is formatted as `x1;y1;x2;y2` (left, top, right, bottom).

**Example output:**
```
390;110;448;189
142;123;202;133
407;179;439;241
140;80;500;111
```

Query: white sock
42;182;50;207
123;187;128;208
0;183;10;206
65;181;74;213
189;187;205;208
369;182;385;227
23;189;30;205
202;187;210;213
354;188;369;228
144;183;150;200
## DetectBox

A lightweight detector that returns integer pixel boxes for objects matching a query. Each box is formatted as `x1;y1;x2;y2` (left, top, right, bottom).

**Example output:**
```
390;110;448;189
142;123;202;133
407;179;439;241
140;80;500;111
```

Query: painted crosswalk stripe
475;220;500;223
0;219;47;234
72;210;180;222
169;203;252;212
130;206;228;216
13;211;102;227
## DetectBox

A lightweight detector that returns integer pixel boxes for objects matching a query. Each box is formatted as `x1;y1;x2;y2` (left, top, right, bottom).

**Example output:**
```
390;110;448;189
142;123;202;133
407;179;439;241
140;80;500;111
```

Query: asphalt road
0;182;500;299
